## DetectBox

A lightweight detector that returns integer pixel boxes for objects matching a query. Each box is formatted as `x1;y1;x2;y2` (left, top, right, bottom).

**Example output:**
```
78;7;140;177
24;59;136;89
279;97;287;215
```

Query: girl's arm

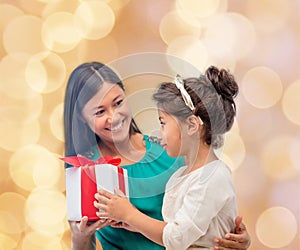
95;189;167;246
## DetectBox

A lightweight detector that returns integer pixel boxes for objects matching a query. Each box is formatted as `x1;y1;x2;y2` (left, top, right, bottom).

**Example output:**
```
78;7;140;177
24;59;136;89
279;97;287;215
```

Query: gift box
61;155;129;222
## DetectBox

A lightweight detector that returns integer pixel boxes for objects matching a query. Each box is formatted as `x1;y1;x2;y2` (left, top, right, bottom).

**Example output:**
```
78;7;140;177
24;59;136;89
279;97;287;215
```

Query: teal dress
91;135;184;250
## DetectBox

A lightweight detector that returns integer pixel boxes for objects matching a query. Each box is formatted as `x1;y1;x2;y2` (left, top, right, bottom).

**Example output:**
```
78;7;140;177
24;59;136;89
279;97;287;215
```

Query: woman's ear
186;115;201;136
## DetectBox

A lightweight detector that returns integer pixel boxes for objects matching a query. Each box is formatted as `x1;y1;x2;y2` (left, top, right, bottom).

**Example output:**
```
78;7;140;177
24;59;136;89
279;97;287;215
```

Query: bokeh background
0;0;299;249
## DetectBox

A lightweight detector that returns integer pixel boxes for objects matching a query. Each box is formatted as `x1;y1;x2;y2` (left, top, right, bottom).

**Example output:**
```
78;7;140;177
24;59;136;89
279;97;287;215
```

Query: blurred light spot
0;93;43;125
282;79;300;125
218;131;245;171
74;1;115;40
167;35;208;73
0;211;21;235
203;13;256;60
246;0;290;33
33;152;62;188
271;179;300;217
25;188;66;229
159;11;201;45
176;0;221;27
9;144;52;190
42;0;78;17
25;52;66;94
77;36;119;62
36;0;60;3
261;135;298;181
0;4;24;34
21;231;62;250
0;120;40;152
290;135;300;171
241;67;283;108
0;54;40;100
50;103;64;141
256;206;297;248
233;155;267;203
3;15;45;54
41;12;81;53
0;233;17;250
0;192;26;234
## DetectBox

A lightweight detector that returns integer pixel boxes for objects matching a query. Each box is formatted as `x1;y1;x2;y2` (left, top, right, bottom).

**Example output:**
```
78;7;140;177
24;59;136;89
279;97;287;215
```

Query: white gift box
65;161;129;222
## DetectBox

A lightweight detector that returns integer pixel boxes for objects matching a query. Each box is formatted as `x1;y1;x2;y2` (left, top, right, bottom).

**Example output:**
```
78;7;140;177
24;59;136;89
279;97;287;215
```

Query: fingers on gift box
61;155;129;222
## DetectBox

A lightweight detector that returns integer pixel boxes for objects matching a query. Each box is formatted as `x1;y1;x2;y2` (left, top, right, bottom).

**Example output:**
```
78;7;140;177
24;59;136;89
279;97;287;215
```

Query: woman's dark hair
64;62;141;159
153;66;238;148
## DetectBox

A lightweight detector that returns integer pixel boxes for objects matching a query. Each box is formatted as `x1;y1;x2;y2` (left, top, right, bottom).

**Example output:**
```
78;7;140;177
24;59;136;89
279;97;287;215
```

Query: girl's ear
186;115;201;136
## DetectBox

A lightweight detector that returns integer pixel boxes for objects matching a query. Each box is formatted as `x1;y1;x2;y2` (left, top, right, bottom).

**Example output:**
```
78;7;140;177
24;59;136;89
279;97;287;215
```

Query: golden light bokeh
175;0;222;27
261;135;299;181
282;79;300;125
74;1;115;40
1;0;300;249
49;103;64;142
3;15;45;54
25;51;66;94
25;188;66;231
159;11;201;45
167;35;208;72
0;53;40;100
241;67;283;109
256;206;297;248
41;12;81;53
221;131;246;171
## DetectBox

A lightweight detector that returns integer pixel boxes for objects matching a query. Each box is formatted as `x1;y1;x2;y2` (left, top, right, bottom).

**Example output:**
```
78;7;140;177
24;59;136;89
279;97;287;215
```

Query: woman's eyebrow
93;94;123;110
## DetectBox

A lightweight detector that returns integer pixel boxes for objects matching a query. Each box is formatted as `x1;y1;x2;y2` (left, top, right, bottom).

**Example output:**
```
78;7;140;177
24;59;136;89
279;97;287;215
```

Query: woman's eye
95;110;104;116
115;99;123;106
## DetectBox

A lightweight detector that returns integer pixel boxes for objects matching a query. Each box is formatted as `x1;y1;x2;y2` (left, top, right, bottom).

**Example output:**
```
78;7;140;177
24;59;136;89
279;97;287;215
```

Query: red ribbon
61;155;125;221
60;154;121;167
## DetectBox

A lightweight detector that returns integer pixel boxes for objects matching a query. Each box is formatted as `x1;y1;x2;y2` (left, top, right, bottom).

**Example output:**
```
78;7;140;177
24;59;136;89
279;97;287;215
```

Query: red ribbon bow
60;154;121;167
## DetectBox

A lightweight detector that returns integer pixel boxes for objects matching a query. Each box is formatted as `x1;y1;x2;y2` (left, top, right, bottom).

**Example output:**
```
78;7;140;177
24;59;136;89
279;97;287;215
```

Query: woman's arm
69;216;112;250
213;216;251;250
95;189;167;246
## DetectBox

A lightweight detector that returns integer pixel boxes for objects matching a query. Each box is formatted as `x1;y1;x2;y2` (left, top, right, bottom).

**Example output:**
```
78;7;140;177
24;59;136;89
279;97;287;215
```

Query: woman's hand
69;216;112;250
94;188;137;222
213;216;251;250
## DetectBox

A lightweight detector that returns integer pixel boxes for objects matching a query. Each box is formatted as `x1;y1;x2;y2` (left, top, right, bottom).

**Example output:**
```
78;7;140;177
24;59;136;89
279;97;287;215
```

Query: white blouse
162;160;237;250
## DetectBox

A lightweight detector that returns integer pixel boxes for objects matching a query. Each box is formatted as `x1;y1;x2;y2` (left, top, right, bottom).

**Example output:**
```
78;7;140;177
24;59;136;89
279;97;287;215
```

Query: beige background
0;0;299;249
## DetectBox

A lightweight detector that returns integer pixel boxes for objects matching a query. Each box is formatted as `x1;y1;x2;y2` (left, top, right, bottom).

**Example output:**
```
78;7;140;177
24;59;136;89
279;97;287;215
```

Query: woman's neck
98;133;146;165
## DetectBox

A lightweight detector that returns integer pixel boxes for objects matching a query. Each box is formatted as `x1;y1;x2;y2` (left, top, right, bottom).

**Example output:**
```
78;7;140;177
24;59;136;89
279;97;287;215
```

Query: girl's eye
160;121;165;127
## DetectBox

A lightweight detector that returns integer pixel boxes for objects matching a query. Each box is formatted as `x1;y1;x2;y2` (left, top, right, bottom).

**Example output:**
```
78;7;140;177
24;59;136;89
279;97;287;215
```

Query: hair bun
205;66;238;101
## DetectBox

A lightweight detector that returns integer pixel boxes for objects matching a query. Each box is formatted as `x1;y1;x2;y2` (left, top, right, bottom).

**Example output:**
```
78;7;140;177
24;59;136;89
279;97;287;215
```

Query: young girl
95;65;241;249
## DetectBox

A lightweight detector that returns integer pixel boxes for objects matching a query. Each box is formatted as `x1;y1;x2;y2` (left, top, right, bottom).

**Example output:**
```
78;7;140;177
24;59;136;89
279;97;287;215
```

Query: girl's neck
183;143;218;175
98;133;146;165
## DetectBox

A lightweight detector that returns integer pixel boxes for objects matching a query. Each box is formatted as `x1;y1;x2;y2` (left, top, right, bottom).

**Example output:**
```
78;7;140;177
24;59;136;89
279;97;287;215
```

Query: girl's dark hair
153;66;238;148
64;62;141;159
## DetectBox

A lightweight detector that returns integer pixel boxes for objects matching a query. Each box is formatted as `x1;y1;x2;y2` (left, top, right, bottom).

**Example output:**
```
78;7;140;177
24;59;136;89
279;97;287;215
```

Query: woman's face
81;82;132;144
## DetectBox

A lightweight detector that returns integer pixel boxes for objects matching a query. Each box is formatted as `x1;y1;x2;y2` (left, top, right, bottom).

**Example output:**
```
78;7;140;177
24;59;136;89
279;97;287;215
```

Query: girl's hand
110;221;139;232
94;188;137;222
213;216;251;250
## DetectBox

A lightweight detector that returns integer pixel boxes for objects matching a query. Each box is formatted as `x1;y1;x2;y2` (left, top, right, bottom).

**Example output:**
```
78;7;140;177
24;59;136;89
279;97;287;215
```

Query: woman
63;61;251;250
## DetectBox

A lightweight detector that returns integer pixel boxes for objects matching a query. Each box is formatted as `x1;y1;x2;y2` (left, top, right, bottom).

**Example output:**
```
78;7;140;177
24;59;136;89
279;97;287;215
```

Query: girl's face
81;82;132;144
158;109;185;158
